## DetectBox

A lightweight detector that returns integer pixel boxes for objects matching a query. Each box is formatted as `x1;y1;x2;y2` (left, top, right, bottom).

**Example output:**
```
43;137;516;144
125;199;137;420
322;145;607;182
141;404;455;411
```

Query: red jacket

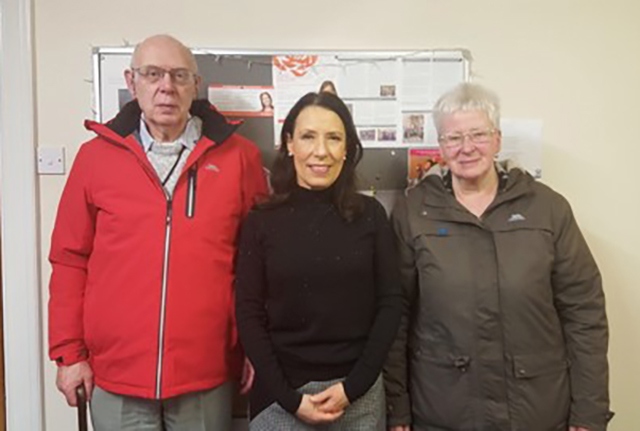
48;100;268;399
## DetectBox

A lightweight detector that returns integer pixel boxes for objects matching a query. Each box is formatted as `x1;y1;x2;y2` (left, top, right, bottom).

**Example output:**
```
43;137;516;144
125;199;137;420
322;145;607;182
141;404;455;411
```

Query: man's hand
56;361;94;407
296;394;344;424
239;357;255;395
569;427;591;431
309;382;350;414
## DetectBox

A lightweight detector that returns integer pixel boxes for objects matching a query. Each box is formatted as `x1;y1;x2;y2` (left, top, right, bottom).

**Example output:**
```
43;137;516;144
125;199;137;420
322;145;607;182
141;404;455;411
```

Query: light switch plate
37;147;66;175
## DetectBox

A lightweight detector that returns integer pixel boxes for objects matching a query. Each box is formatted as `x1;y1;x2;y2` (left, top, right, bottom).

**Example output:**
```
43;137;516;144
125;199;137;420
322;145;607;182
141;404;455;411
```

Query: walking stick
76;386;88;431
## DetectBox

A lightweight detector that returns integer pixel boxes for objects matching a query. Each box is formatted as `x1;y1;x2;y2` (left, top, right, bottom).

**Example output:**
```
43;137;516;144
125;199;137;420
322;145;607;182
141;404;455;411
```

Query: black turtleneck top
235;186;402;418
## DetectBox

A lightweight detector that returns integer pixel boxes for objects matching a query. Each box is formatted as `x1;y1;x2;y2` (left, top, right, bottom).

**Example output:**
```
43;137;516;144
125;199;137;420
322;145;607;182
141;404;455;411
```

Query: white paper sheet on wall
98;53;132;121
499;119;543;179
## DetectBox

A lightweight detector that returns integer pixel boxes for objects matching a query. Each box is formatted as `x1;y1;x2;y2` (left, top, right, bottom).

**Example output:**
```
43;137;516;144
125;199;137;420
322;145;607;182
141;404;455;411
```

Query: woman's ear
286;134;294;156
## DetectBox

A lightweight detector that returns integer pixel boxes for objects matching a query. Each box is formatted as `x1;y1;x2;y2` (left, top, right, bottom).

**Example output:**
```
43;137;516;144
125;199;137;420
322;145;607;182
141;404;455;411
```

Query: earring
288;151;293;157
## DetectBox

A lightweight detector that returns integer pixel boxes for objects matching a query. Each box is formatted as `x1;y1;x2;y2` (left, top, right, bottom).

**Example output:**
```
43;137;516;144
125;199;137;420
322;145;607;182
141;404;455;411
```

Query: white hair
432;82;501;134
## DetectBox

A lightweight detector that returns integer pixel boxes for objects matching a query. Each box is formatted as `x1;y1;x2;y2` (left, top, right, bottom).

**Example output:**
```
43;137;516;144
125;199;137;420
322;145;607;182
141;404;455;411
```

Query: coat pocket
409;350;474;430
510;351;571;430
512;351;569;379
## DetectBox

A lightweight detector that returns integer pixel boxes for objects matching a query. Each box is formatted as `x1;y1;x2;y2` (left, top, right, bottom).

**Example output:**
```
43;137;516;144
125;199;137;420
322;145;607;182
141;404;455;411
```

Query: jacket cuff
386;392;411;427
570;410;615;431
342;376;362;404
53;348;88;367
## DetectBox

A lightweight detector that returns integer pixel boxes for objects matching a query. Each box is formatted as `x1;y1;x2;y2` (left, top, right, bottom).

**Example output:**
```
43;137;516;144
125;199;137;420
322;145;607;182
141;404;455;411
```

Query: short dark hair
266;92;364;221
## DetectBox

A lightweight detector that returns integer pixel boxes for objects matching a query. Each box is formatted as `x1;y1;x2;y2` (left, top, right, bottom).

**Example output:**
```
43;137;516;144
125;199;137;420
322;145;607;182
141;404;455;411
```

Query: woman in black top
236;92;402;430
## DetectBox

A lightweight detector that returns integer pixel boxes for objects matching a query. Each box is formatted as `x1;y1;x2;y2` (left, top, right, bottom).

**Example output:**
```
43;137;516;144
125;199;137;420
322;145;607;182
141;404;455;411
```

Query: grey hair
432;82;501;134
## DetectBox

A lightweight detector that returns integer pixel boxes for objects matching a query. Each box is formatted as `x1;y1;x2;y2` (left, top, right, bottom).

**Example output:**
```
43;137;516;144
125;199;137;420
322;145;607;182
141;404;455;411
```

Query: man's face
125;39;200;139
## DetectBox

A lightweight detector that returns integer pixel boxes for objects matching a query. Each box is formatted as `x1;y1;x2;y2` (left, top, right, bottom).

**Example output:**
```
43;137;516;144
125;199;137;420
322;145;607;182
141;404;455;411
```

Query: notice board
93;48;470;193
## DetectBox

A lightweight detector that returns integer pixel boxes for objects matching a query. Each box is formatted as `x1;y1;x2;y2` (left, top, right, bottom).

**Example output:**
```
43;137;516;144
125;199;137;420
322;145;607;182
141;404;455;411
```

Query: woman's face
287;106;347;190
261;93;273;107
438;110;500;184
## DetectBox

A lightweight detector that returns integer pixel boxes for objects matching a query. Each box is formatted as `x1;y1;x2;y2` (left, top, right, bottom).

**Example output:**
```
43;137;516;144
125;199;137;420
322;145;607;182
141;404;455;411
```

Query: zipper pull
166;198;173;223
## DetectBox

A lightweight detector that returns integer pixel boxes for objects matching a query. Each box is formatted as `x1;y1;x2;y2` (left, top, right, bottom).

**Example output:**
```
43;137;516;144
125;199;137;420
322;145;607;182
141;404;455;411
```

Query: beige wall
35;0;640;429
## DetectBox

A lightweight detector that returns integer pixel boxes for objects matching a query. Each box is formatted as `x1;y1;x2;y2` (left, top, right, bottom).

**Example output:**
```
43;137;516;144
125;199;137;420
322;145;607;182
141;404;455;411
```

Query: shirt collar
139;114;202;152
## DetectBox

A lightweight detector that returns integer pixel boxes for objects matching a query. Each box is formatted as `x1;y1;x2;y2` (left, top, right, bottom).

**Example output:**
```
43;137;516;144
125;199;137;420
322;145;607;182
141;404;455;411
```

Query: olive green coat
384;162;610;431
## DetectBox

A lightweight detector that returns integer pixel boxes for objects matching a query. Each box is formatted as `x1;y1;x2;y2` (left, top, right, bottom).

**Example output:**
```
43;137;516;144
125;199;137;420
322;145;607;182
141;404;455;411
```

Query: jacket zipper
155;194;173;398
96;133;211;398
108;143;174;399
155;161;201;397
152;156;203;398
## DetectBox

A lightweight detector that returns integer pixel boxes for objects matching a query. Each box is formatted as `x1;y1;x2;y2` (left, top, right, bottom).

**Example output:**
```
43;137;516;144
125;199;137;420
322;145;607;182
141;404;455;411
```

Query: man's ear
124;69;137;98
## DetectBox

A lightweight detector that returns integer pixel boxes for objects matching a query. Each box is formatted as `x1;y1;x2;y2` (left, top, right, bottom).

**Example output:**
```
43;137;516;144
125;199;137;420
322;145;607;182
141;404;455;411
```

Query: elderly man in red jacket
48;34;267;430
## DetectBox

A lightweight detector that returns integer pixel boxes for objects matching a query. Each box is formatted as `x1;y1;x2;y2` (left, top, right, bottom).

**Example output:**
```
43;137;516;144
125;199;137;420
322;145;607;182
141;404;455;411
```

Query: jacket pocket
185;165;197;219
512;351;569;379
509;350;571;429
409;349;474;430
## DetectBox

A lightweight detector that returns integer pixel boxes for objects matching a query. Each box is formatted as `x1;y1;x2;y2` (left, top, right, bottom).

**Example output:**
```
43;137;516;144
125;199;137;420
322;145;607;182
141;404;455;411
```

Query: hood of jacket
412;159;536;212
84;98;241;148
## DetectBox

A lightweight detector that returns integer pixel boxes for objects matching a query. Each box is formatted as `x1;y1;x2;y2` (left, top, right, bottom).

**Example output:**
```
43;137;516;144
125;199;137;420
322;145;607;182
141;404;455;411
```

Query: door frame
0;0;45;429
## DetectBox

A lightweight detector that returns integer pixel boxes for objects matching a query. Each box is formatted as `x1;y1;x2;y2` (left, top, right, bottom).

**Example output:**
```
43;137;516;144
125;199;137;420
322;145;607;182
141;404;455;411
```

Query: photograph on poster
407;148;445;187
359;129;376;142
403;113;425;143
259;91;274;113
208;84;275;117
378;128;397;141
380;84;396;97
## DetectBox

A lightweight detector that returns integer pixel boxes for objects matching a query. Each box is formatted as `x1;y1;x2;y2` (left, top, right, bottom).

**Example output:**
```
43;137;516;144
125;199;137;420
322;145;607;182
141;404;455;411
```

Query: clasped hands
296;382;350;424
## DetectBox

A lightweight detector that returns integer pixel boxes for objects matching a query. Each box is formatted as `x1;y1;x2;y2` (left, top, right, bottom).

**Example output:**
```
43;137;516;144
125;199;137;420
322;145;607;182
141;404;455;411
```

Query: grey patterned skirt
249;375;385;431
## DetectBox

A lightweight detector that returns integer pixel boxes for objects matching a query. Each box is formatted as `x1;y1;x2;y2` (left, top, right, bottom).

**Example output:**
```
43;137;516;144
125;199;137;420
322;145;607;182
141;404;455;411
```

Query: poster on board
269;53;464;149
93;48;542;208
94;49;469;150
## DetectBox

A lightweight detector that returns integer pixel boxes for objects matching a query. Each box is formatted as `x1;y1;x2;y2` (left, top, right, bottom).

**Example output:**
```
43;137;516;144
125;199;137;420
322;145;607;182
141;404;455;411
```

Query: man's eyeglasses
131;66;197;85
438;129;497;150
